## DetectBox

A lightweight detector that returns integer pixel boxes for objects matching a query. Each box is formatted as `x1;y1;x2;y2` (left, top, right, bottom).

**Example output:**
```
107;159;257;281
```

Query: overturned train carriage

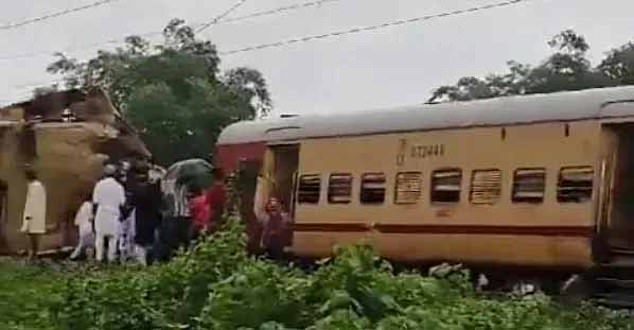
216;86;634;277
0;88;149;254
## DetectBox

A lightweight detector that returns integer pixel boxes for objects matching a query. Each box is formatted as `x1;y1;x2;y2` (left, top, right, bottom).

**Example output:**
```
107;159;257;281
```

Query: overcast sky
1;0;634;115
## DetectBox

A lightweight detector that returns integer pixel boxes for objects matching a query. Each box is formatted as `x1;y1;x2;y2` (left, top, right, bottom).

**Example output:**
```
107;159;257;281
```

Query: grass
0;258;65;330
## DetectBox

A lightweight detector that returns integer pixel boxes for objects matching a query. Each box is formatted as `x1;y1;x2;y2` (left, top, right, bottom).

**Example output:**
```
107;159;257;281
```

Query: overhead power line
3;0;529;96
220;0;529;55
0;0;120;31
219;0;341;25
196;0;250;33
0;30;163;61
0;0;342;61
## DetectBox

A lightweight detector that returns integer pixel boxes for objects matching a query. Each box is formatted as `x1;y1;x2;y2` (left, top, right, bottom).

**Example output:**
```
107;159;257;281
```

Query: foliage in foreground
2;218;634;329
0;260;63;330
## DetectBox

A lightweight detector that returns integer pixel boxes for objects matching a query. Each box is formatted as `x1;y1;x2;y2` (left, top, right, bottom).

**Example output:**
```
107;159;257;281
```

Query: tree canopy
46;19;271;165
429;29;634;103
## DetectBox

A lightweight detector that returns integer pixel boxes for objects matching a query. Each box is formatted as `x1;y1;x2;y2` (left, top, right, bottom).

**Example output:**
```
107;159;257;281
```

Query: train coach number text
410;144;445;158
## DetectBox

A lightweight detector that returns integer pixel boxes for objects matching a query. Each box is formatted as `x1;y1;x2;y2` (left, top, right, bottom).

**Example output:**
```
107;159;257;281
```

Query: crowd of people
19;159;225;264
19;159;293;264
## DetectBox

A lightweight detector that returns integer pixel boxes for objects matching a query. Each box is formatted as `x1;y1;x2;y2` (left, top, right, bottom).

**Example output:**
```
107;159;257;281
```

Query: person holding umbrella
157;159;214;260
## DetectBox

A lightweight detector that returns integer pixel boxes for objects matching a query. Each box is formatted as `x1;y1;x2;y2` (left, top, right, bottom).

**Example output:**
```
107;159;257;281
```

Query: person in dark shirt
206;168;227;233
131;169;162;265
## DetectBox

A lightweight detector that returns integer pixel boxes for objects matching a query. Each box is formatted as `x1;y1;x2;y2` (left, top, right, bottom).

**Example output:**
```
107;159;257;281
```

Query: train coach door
236;158;262;219
601;123;634;254
594;131;617;262
268;144;299;249
269;144;300;215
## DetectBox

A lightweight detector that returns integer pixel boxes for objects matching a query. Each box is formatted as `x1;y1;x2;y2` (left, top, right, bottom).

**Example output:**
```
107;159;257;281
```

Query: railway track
591;254;634;309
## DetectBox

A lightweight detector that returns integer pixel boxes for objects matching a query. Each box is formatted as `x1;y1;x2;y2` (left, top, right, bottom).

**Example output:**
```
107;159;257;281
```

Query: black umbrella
164;158;214;192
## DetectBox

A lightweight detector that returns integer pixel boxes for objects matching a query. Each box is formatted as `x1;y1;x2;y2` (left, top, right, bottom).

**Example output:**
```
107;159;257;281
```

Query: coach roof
217;86;634;145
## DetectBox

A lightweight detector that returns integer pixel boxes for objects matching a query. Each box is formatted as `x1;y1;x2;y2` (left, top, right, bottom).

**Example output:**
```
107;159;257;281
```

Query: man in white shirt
92;164;126;262
20;168;47;260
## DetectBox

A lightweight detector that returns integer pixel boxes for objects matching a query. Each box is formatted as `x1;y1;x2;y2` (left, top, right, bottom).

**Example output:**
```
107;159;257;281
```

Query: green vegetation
45;19;271;165
0;259;62;330
430;29;634;102
1;219;633;329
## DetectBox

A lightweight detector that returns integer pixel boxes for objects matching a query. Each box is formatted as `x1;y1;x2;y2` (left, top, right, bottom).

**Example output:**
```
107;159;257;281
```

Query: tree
429;29;622;103
46;19;272;165
599;42;634;85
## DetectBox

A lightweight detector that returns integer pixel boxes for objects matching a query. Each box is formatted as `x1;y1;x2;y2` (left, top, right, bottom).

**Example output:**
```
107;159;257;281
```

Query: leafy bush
0;261;63;330
53;217;248;330
199;260;311;329
3;216;632;329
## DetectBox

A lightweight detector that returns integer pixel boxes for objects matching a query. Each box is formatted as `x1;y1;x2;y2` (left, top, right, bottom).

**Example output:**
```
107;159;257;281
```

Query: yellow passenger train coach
216;86;634;277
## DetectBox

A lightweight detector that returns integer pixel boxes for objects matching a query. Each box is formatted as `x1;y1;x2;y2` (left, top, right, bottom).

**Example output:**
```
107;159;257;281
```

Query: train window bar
360;173;386;204
512;168;546;204
431;168;462;203
394;172;423;205
328;173;353;204
470;169;502;205
297;174;321;204
557;166;593;203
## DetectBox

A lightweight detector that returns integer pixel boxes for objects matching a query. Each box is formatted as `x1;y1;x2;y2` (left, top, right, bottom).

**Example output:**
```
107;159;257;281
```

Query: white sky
1;0;634;116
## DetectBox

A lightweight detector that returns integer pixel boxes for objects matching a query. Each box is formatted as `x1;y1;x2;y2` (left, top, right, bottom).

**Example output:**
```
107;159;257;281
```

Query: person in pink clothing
189;187;210;238
205;168;227;233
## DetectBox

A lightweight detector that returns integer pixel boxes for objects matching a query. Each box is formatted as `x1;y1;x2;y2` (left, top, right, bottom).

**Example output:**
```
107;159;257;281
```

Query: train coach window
298;174;321;204
512;168;546;203
431;169;462;203
361;173;386;204
470;169;502;205
328;173;353;204
558;166;593;203
395;172;423;204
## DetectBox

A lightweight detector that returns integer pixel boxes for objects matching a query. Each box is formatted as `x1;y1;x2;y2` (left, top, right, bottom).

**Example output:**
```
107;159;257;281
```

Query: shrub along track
1;222;634;330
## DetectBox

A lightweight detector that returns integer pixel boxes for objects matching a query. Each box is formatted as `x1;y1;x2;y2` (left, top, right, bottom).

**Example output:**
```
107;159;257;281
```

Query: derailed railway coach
0;88;149;255
215;86;634;287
